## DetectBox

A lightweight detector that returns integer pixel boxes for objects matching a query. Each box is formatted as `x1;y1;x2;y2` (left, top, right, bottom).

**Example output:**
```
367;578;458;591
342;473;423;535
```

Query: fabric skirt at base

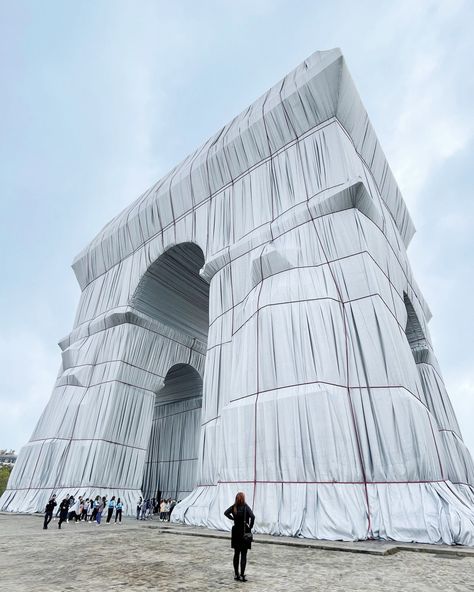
171;481;474;545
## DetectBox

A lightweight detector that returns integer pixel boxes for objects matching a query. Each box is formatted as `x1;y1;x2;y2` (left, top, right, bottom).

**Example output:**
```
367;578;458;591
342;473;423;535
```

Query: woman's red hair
234;491;245;512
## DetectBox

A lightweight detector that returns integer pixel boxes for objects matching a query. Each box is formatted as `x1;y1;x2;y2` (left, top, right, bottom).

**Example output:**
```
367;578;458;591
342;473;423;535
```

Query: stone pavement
0;513;473;592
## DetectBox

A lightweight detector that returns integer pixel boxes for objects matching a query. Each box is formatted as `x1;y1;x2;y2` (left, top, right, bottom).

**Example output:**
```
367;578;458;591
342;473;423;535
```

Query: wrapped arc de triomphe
2;48;474;544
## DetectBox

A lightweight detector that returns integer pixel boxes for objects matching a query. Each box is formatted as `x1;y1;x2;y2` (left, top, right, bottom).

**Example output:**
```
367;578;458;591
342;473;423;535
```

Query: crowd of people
43;493;124;529
43;493;180;529
43;490;255;582
135;497;178;521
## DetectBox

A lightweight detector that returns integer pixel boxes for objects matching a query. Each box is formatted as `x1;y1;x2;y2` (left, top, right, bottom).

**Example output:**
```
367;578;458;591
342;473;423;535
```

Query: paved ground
0;514;473;592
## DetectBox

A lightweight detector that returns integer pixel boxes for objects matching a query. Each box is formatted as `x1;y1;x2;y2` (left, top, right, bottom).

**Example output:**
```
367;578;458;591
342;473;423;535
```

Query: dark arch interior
404;293;428;356
156;363;203;404
142;364;204;501
132;242;209;343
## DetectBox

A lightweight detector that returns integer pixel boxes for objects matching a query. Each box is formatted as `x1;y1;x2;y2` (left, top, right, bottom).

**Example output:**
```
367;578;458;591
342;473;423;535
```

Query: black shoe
241;575;247;582
234;575;240;581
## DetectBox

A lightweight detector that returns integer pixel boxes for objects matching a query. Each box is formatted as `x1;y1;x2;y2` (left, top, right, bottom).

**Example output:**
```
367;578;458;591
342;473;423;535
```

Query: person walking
106;496;116;523
224;492;255;582
115;498;123;524
58;498;69;529
67;495;75;522
55;493;69;520
43;494;57;529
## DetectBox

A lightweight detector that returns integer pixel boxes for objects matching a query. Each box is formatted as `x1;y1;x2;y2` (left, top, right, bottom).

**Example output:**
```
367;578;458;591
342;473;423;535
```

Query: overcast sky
1;0;473;457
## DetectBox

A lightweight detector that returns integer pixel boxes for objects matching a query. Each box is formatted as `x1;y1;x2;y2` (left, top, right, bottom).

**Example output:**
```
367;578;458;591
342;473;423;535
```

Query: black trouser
115;509;122;523
233;548;248;576
58;513;67;529
106;508;114;523
43;512;53;529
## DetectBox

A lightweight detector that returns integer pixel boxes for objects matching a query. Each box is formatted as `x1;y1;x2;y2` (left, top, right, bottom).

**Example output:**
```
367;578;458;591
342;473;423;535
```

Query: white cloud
386;2;474;213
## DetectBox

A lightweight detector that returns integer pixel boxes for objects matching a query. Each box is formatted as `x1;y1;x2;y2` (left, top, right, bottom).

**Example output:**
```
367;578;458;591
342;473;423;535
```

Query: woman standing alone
224;492;255;582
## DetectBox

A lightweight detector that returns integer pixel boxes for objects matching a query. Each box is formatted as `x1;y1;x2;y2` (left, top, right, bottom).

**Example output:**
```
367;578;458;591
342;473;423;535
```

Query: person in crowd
224;491;255;582
43;494;57;530
67;495;76;522
115;498;123;524
89;495;99;524
140;499;147;520
70;496;82;522
159;499;165;521
106;496;116;523
91;495;100;522
136;497;143;520
68;495;75;517
169;498;177;520
55;493;69;519
77;497;84;521
58;497;69;529
96;496;106;525
82;498;90;521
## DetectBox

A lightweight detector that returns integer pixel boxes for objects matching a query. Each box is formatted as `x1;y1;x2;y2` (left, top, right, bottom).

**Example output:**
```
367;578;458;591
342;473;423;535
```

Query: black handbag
243;505;253;543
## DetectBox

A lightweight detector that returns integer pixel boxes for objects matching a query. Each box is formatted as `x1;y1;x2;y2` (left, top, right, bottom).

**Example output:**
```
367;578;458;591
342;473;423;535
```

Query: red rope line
195;479;474;488
29;437;147;452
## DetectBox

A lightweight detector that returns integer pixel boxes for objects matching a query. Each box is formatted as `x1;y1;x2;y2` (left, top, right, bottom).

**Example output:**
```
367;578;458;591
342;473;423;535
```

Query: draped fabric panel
2;48;474;544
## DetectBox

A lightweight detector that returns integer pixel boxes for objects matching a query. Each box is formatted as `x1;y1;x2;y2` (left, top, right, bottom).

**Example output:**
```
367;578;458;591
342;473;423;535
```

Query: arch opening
132;242;209;342
142;364;203;500
136;243;209;501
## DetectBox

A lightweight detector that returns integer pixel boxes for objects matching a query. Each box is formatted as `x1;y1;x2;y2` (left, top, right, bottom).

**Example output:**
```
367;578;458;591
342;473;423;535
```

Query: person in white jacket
71;496;82;522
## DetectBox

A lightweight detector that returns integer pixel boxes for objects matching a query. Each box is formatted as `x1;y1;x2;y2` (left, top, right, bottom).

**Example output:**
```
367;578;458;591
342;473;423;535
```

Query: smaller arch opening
142;364;203;500
404;293;428;358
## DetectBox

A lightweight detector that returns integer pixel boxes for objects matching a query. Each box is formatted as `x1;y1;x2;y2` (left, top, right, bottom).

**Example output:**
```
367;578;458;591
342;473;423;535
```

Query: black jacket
224;503;255;550
59;499;69;518
45;499;57;513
